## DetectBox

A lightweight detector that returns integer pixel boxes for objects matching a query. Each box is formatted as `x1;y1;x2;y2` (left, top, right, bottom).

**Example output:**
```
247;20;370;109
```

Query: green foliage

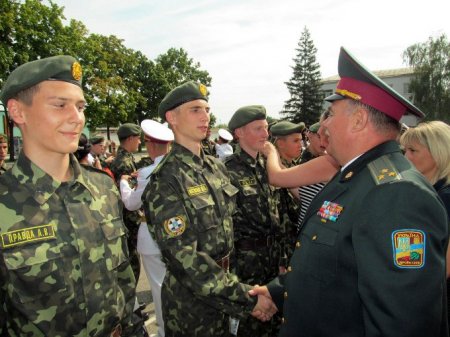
0;0;212;132
281;27;323;126
403;34;450;122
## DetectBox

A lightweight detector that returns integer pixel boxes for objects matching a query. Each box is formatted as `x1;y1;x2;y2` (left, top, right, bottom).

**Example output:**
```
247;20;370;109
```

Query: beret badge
72;62;82;81
199;83;207;97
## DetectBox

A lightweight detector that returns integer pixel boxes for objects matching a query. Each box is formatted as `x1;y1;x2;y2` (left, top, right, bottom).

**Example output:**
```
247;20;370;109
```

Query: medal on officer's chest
317;201;344;222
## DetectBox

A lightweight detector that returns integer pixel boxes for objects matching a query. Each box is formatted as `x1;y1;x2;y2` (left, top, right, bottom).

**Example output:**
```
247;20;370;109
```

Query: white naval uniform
120;155;166;337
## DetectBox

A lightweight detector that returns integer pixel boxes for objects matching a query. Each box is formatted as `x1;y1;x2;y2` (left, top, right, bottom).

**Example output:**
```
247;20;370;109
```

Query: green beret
158;81;209;120
228;105;266;132
0;55;82;104
117;123;142;140
89;134;105;145
270;121;305;136
308;122;321;133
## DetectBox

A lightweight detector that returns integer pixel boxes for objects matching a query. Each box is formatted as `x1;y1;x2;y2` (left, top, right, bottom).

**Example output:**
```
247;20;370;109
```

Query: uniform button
284;291;288;299
312;235;317;241
282;317;285;324
287;266;292;272
296;241;301;248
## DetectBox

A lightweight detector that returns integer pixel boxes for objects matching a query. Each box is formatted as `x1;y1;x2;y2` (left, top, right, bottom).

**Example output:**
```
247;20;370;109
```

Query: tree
403;34;450;122
281;27;323;126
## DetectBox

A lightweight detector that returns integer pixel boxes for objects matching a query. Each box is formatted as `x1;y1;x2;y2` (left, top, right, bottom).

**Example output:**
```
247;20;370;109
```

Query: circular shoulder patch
163;216;186;238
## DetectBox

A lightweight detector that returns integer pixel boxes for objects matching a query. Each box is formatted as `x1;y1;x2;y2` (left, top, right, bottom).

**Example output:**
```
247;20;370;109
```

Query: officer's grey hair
347;100;401;135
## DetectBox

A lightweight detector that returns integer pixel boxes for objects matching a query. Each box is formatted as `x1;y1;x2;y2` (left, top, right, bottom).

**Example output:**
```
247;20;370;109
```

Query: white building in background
320;68;419;126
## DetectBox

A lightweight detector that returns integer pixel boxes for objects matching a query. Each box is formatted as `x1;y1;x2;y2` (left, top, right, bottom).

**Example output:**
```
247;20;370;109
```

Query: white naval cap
218;128;233;141
140;119;174;143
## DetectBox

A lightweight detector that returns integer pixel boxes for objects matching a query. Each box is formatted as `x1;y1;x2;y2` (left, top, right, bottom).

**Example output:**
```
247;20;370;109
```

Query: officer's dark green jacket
268;141;449;337
0;153;137;336
142;142;256;336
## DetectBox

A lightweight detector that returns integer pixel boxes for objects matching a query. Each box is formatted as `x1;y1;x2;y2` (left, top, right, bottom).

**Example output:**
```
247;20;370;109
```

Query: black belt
215;254;230;272
235;236;276;250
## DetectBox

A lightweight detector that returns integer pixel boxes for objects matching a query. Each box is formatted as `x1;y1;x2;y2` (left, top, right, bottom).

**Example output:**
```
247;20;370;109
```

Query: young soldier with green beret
141;81;277;337
252;47;449;337
269;120;305;263
0;134;8;175
224;105;285;337
0;56;141;336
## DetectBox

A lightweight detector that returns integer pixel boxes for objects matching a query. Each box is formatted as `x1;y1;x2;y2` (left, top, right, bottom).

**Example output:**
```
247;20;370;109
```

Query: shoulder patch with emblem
392;229;425;268
163;215;187;238
368;155;402;185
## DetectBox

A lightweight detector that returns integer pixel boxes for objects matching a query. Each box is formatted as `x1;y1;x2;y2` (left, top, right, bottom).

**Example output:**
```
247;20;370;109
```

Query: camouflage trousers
231;245;282;337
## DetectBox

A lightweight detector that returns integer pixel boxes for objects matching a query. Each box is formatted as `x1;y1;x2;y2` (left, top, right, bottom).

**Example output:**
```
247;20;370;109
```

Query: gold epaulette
368;155;402;185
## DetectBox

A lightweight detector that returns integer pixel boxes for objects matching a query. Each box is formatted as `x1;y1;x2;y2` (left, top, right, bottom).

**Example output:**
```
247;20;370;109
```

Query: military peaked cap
325;47;424;121
158;81;209;120
228;105;266;132
0;55;82;104
141;119;174;144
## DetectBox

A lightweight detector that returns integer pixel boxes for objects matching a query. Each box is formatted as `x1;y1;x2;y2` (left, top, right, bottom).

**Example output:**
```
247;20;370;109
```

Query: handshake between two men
249;285;277;321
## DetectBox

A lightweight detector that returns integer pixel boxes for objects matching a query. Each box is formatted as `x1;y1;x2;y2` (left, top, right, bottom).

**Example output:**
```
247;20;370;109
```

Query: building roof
321;67;414;83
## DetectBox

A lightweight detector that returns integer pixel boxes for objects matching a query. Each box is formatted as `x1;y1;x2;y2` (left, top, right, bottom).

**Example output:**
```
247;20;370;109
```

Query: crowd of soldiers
0;46;449;337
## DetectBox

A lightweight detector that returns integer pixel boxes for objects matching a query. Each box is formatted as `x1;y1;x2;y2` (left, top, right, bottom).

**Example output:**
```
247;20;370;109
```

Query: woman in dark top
400;120;450;331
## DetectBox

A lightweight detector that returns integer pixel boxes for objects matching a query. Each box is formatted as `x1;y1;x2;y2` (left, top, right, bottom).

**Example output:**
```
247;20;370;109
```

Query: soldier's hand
249;285;277;321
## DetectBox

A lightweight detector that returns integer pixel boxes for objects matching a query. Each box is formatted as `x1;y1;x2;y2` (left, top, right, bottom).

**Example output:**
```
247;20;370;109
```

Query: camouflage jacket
0;163;7;176
0;153;137;337
110;147;141;231
142;142;256;336
224;145;281;242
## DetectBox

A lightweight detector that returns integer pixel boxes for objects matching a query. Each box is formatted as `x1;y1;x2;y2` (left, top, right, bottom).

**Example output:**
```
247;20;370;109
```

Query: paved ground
136;263;158;336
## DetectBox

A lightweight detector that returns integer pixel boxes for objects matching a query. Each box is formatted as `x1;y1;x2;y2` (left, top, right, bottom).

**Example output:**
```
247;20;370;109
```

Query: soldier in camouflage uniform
224;105;284;337
0;55;140;336
110;123;143;280
142;81;277;337
270;121;305;263
0;134;8;175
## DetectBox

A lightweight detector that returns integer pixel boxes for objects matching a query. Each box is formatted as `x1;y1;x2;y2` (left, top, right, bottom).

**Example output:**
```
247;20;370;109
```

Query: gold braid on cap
335;88;361;101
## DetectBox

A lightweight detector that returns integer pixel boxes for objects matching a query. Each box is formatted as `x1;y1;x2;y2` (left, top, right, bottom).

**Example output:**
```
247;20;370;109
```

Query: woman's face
403;140;437;182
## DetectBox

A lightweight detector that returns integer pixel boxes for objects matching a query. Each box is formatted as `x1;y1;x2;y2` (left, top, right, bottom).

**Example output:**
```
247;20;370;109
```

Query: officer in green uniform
224;105;283;337
252;47;449;337
142;81;276;337
0;56;140;336
0;134;8;175
110;123;143;280
270;121;305;263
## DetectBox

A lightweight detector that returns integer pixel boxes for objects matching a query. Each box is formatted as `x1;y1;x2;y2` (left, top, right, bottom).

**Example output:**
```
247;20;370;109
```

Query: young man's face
238;119;269;156
0;141;7;162
9;80;86;157
91;141;105;156
168;99;210;144
276;133;302;161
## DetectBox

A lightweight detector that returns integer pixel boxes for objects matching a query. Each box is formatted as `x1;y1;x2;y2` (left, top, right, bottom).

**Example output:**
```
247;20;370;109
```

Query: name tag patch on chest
187;184;208;197
164;216;186;238
1;224;56;248
392;229;426;268
317;201;344;222
239;178;256;186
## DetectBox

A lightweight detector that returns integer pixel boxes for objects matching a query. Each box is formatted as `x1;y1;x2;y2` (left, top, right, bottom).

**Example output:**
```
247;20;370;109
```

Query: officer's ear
351;106;368;132
7;99;26;126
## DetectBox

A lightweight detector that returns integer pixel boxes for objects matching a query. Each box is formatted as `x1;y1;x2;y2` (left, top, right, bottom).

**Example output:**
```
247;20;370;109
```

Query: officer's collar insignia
187;184;208;197
1;224;56;248
317;201;343;222
199;83;208;97
239;177;257;186
392;229;425;268
164;215;186;238
72;62;82;81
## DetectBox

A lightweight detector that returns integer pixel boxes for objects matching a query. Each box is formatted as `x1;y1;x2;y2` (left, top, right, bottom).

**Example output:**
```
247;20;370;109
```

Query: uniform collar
234;144;265;169
11;152;95;205
339;140;400;182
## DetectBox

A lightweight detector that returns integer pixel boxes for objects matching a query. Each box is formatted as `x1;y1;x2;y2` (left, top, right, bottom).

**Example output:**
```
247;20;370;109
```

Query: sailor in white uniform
214;128;234;160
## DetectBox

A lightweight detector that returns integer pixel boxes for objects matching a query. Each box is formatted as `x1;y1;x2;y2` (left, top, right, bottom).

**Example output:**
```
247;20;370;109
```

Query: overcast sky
51;0;449;124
